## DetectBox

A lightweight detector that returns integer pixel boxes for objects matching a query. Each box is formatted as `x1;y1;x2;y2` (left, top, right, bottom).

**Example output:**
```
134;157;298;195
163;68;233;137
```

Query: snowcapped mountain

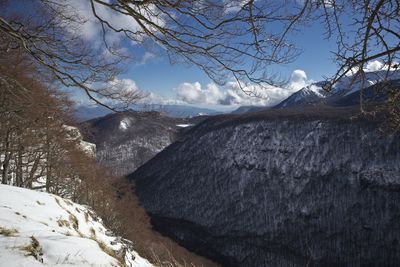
0;184;152;267
275;70;400;109
330;69;400;96
275;81;329;108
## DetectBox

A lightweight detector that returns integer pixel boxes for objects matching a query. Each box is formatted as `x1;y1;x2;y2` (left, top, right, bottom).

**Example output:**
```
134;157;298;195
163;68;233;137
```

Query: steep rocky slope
80;110;205;177
129;107;400;267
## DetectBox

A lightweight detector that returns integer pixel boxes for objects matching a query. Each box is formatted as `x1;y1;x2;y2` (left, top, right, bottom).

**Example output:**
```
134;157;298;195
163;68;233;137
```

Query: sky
8;0;391;111
126;21;338;98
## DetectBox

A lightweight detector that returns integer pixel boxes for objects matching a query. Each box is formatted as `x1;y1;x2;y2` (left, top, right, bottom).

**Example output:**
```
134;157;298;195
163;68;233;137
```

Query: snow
176;124;194;128
63;125;96;157
0;184;152;267
119;118;132;131
332;69;400;96
307;85;326;98
79;140;96;157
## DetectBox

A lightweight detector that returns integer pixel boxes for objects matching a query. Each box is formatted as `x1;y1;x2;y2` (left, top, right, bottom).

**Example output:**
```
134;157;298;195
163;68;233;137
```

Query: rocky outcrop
130;107;400;267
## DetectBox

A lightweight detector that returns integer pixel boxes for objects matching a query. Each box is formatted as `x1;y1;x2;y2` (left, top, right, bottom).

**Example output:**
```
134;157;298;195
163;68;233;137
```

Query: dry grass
94;238;125;267
90;227;96;237
36;200;45;206
14;212;27;219
54;197;61;205
84;212;90;223
21;236;43;263
0;226;19;237
65;200;73;206
68;214;79;231
57;218;70;228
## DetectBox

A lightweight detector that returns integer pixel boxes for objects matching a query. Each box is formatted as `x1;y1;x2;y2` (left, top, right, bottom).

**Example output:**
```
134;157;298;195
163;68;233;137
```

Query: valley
128;106;400;266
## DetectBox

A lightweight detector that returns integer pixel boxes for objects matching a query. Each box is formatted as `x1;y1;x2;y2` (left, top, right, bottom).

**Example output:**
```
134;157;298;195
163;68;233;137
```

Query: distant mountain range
74;104;222;122
230;105;266;114
232;69;400;114
76;70;400;121
276;70;400;109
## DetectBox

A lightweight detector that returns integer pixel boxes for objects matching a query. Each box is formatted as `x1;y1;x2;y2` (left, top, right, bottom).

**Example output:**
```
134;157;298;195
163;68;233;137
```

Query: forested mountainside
80;110;206;177
130;106;400;267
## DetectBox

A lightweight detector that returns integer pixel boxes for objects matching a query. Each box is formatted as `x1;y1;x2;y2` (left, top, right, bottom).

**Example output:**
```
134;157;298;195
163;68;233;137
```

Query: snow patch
119;118;132;131
307;85;326;98
176;124;194;128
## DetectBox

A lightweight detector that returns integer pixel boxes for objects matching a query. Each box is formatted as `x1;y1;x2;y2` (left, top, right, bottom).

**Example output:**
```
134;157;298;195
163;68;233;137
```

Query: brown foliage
75;164;218;267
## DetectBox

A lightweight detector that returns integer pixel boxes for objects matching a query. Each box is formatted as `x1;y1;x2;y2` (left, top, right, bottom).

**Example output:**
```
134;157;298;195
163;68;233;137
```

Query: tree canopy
0;0;399;111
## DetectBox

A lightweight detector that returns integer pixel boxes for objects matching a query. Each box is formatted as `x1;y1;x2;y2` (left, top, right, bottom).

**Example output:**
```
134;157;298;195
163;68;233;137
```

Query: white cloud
175;82;224;105
61;1;164;47
345;60;399;76
93;78;144;106
365;60;384;72
174;69;310;106
140;52;157;65
363;60;399;72
223;0;247;13
290;69;308;90
223;0;260;14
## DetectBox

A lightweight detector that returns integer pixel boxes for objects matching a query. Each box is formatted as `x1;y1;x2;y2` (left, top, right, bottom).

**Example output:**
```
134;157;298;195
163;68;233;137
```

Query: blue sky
117;19;338;109
9;0;384;110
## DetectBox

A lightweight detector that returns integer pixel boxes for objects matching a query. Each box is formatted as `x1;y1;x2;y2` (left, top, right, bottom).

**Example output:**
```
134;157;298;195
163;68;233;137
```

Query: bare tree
0;1;399;120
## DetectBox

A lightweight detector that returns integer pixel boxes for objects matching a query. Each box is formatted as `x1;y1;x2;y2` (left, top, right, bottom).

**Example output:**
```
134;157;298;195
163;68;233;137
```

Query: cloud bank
175;69;310;106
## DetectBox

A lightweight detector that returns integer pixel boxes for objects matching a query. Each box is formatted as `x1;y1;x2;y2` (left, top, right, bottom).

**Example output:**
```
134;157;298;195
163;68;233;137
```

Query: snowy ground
0;184;152;267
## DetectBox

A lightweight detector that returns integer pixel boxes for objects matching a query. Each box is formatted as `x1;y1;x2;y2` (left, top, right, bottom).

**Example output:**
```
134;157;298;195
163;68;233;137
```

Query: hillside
0;184;152;267
80;110;206;176
129;107;400;266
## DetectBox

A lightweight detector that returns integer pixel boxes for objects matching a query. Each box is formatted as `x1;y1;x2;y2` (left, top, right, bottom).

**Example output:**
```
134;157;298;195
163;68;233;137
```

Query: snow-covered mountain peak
331;69;400;96
275;69;400;109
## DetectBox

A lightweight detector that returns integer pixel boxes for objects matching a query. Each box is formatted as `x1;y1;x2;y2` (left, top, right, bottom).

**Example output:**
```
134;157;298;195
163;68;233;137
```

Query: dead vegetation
56;217;70;228
21;236;43;263
95;238;125;267
76;173;219;267
0;226;18;237
36;201;45;206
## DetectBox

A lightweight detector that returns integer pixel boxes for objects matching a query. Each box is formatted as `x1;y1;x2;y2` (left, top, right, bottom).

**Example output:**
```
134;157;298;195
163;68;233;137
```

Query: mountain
274;81;329;108
230;106;267;114
275;70;400;109
80;110;206;177
73;105;113;122
330;78;400;106
139;104;223;118
74;104;222;122
0;184;151;267
129;106;400;267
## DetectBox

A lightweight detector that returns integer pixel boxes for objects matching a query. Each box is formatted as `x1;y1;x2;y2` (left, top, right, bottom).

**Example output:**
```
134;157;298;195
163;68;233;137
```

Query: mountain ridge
129;106;400;266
